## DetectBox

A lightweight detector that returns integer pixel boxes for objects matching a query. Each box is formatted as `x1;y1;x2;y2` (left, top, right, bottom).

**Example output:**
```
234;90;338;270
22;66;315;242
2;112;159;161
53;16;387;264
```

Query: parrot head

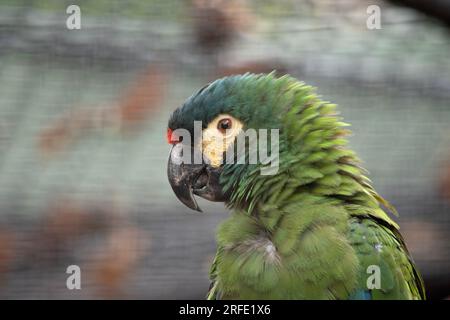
167;73;289;211
167;73;356;212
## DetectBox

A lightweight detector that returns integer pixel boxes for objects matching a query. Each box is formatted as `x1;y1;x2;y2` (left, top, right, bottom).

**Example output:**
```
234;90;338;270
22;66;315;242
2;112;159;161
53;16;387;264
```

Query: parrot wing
348;216;426;300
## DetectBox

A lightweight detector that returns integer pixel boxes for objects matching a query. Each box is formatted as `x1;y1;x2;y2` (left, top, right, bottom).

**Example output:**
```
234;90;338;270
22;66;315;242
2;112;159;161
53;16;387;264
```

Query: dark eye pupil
219;119;231;131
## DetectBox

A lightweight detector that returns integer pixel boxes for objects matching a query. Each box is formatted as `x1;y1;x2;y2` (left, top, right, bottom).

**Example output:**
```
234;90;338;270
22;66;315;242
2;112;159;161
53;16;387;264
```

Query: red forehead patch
167;128;174;144
166;128;181;144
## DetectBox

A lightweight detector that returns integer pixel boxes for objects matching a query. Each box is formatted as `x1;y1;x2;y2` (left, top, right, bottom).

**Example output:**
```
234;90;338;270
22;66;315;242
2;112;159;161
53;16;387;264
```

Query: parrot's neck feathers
221;78;398;228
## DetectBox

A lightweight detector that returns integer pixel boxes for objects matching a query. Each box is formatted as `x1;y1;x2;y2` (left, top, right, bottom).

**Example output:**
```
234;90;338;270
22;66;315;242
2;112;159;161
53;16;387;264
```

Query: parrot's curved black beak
167;144;228;212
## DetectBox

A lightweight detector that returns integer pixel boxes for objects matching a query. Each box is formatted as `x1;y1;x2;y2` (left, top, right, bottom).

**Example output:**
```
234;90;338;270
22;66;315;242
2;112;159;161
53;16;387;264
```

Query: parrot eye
217;118;232;133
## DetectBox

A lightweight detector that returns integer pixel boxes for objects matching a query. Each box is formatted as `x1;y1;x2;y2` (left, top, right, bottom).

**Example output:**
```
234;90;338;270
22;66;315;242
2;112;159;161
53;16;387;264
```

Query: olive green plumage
175;73;425;300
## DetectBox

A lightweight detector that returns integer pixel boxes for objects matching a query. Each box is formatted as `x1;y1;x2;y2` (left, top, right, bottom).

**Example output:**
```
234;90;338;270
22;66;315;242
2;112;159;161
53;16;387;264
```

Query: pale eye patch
201;114;243;167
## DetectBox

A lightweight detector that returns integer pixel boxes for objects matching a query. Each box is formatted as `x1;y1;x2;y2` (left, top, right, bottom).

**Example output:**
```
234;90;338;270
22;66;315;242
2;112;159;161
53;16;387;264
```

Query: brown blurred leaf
439;155;450;202
191;0;255;53
38;65;168;157
89;226;150;298
0;229;16;279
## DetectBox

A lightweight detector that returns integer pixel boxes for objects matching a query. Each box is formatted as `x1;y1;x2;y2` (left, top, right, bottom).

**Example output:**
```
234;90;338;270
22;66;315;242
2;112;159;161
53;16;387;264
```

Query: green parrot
166;73;425;300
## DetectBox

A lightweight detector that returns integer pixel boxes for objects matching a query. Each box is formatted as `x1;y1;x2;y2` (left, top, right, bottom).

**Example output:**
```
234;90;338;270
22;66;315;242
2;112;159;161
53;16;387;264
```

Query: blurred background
0;0;449;299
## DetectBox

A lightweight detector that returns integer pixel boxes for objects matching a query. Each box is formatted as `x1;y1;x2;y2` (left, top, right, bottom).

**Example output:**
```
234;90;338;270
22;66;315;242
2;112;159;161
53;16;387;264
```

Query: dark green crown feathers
168;73;285;134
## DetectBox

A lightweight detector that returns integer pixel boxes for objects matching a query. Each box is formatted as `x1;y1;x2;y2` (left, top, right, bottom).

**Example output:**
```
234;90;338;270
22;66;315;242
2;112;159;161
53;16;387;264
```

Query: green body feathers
175;73;425;300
